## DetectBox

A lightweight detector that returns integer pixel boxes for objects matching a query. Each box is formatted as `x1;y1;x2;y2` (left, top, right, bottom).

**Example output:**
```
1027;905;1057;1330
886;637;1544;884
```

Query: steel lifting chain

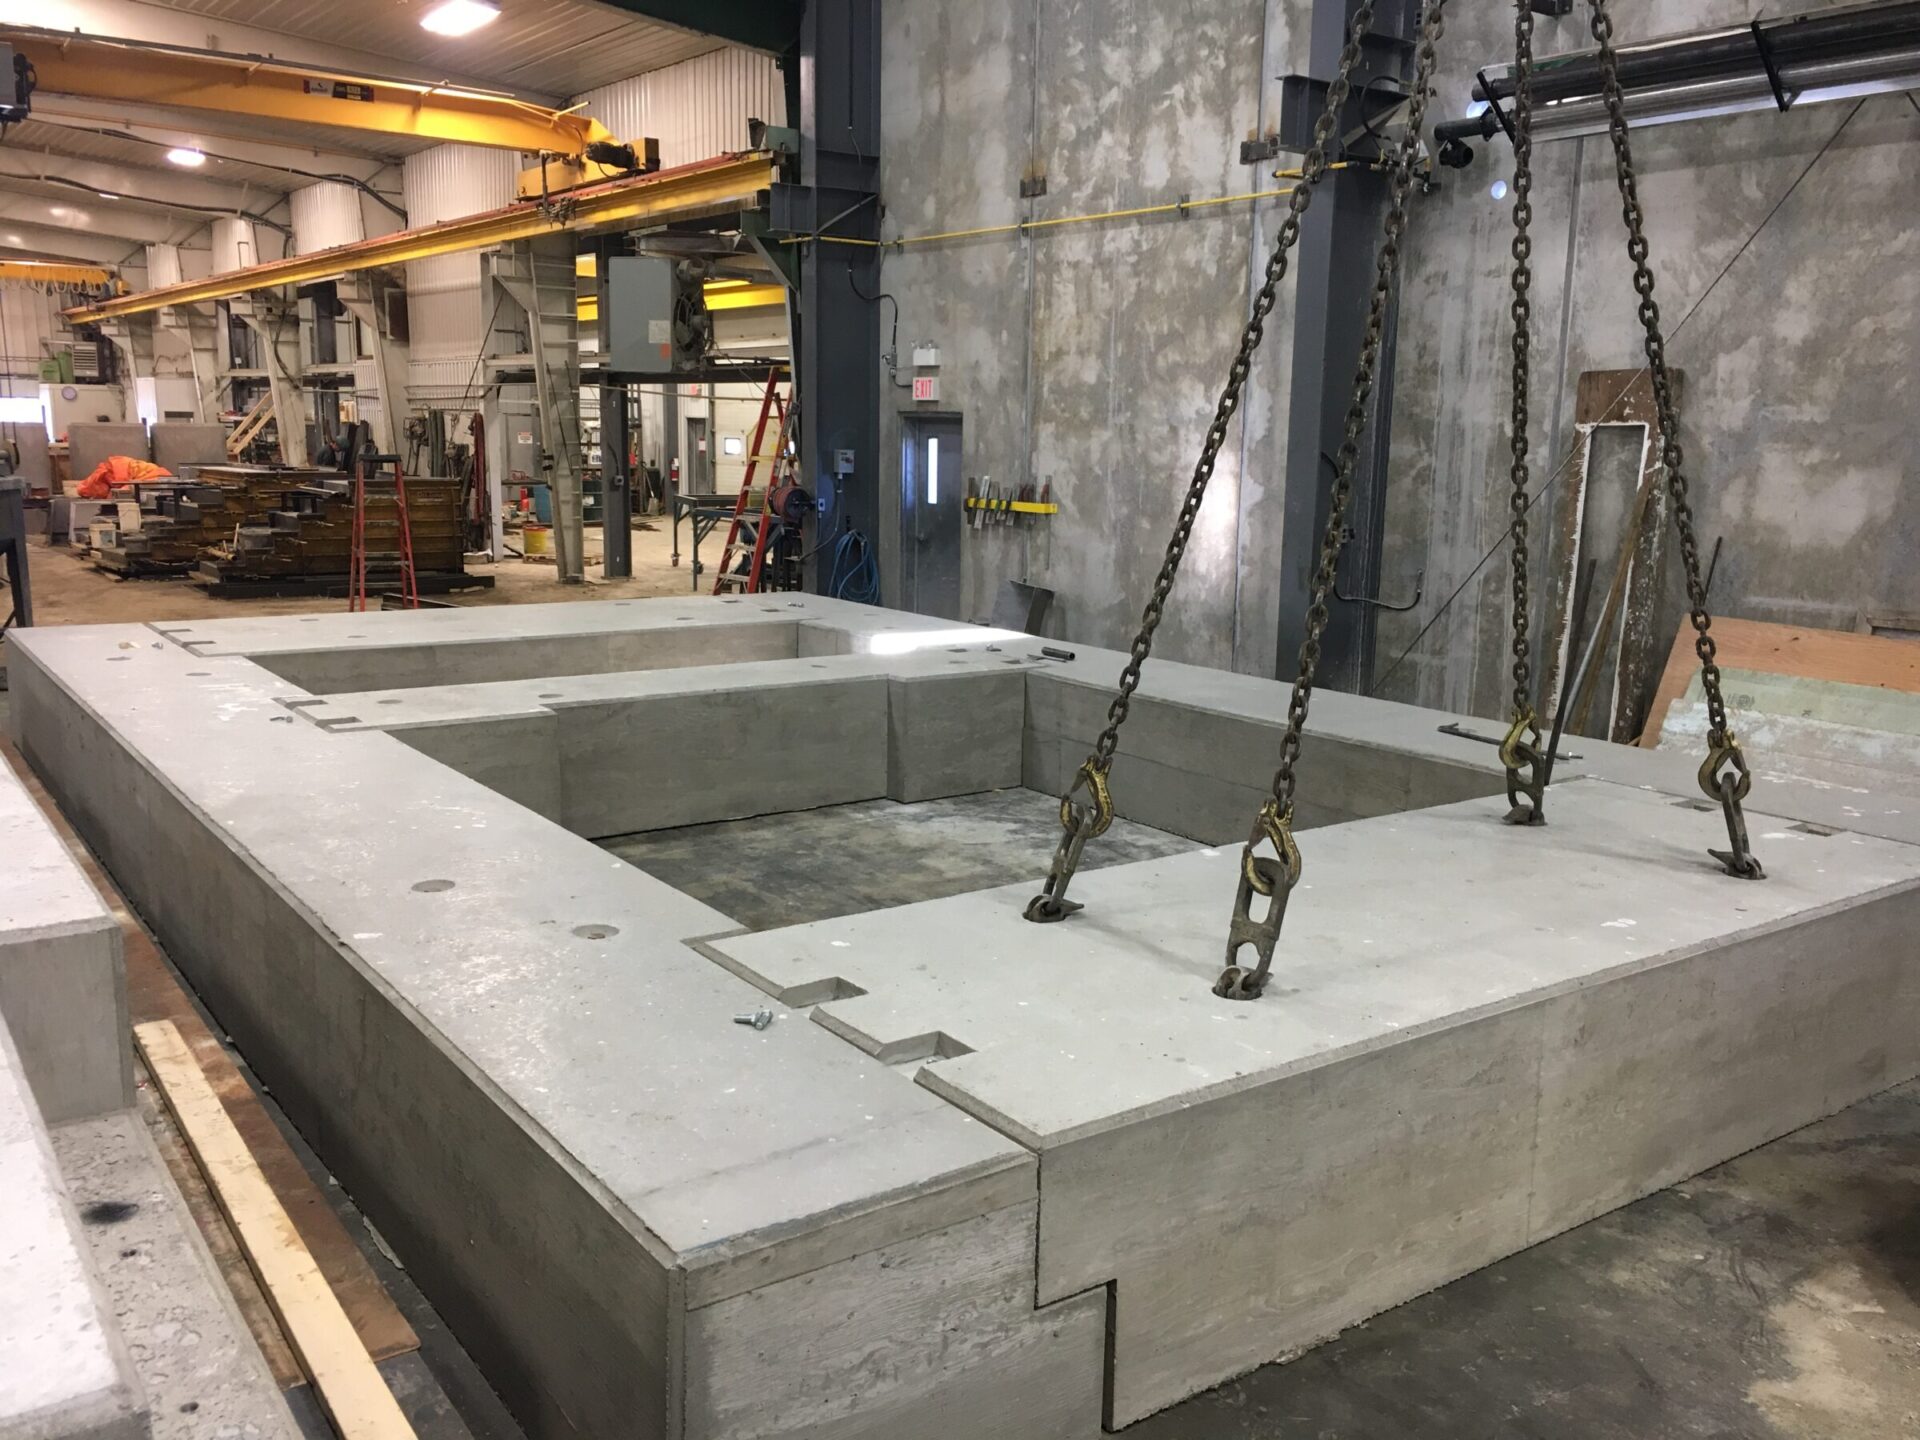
1587;0;1763;880
1024;1;1388;924
1216;0;1449;1001
1498;0;1548;827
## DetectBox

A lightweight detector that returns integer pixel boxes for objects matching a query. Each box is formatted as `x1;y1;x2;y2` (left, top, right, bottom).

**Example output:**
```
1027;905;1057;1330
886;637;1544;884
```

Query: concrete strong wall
876;0;1919;717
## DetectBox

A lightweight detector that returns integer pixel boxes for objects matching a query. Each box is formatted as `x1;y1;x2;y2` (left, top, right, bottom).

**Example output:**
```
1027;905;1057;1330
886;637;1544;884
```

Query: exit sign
912;376;940;402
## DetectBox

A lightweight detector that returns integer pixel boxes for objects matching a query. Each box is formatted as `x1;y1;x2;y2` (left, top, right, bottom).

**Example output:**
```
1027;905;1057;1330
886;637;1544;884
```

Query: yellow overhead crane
61;155;781;325
0;24;641;194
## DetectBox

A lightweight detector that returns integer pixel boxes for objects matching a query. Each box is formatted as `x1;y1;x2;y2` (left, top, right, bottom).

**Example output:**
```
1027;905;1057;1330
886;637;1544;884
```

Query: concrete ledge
0;761;129;1124
0;1017;147;1440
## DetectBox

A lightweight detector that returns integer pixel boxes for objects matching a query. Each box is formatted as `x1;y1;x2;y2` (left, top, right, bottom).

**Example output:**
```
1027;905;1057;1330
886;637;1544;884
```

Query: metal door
686;415;712;493
901;414;964;619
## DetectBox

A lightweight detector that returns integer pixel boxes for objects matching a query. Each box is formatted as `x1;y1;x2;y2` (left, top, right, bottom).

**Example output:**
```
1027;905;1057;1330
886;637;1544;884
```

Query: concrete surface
0;1018;147;1440
0;749;129;1123
51;1109;297;1440
146;427;228;474
8;596;1917;1438
710;778;1920;1422
6;606;1100;1440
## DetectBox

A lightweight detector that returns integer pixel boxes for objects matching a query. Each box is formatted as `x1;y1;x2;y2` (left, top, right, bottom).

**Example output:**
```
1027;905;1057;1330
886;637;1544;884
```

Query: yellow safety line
788;162;1387;250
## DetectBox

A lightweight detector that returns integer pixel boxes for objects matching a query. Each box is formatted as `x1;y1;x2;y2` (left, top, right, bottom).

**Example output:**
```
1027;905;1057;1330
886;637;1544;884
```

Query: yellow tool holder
965;498;1059;516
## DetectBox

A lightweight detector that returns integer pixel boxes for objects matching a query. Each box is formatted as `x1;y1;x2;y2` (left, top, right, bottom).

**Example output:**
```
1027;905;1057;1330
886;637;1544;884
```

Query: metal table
1;476;31;631
670;491;740;592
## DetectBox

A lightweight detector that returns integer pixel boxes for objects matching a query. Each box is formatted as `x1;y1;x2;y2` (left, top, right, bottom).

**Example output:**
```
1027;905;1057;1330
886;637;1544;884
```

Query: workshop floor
2;518;704;638
602;787;1201;930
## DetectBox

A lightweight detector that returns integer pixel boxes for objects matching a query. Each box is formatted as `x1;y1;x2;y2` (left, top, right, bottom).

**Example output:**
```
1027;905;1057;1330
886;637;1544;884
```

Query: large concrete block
886;669;1024;802
147;424;228;472
0;1017;148;1440
14;599;1920;1438
0;762;129;1123
713;781;1920;1425
4;622;1092;1440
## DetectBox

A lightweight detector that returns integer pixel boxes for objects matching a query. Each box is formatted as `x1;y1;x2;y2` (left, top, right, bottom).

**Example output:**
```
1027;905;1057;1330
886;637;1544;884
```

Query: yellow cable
784;161;1383;249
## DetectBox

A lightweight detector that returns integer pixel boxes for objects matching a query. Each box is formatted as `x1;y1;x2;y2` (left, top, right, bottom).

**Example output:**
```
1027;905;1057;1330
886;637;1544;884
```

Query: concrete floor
2;521;701;638
603;788;1200;930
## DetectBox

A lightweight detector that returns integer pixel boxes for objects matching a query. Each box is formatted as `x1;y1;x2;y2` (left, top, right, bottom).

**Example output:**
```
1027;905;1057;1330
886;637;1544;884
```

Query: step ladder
225;392;274;458
711;369;795;595
349;453;420;612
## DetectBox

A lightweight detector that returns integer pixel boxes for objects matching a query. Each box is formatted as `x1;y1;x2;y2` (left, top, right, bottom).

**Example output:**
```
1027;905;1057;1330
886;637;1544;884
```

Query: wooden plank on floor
137;1019;419;1440
0;739;418;1372
1641;617;1920;746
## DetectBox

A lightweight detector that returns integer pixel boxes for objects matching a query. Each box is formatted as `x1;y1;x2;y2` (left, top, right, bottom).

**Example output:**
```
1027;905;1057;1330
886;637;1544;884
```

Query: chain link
1027;0;1387;923
1083;3;1382;774
1587;0;1762;879
1263;0;1447;829
1217;0;1449;998
1506;0;1537;722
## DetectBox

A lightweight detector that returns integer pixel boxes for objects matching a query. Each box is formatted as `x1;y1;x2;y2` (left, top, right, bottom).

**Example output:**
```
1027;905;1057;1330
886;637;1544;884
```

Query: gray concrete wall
875;0;1310;673
1374;0;1920;715
879;0;1918;717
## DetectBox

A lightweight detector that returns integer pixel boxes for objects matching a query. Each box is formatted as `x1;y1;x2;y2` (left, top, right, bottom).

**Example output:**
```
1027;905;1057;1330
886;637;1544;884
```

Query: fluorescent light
419;0;501;37
97;191;117;200
166;147;206;168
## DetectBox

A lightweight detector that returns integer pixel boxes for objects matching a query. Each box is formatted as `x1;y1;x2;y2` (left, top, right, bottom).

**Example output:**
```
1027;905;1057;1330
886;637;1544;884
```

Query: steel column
1275;0;1419;689
596;238;633;578
789;0;881;594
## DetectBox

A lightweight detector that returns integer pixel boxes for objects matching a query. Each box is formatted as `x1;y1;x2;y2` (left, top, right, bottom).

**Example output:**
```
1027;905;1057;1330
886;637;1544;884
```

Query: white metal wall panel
574;48;786;169
289;182;365;255
144;245;184;289
211;218;263;274
402;145;518;399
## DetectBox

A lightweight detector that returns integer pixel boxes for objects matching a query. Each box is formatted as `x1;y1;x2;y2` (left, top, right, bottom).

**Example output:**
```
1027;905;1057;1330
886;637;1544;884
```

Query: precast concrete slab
708;779;1920;1422
0;1016;148;1440
0;756;129;1124
6;597;1917;1438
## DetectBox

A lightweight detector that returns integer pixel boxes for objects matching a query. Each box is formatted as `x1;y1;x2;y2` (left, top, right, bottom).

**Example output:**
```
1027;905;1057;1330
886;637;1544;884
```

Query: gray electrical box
607;255;710;373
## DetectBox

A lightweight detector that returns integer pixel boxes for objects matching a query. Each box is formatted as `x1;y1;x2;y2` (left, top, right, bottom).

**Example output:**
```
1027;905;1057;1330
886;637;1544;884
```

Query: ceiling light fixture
419;0;502;38
166;147;207;168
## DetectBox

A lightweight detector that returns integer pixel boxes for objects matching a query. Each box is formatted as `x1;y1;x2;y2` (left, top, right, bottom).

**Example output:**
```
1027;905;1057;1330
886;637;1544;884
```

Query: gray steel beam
786;0;880;595
1276;0;1419;690
596;238;633;579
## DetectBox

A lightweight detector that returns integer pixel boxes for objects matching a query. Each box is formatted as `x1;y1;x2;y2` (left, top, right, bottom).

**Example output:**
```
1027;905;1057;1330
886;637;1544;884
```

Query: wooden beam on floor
0;739;418;1379
137;1019;419;1440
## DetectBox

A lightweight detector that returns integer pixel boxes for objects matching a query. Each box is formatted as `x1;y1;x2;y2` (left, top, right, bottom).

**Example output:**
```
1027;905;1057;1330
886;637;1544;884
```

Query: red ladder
711;369;794;595
349;454;420;612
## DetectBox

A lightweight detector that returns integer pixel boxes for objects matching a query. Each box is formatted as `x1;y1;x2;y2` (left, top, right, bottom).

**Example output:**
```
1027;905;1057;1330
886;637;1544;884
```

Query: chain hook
1498;707;1547;826
1215;801;1303;1001
1699;733;1764;879
1024;759;1115;922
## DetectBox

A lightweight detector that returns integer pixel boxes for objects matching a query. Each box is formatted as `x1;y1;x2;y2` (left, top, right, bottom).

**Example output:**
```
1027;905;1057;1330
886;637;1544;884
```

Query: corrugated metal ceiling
144;0;727;99
0;118;359;194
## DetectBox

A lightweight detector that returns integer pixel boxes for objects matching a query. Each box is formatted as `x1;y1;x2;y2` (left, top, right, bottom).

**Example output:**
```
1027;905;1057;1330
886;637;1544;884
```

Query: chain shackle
1498;707;1547;826
1587;0;1762;880
1216;801;1303;1002
1220;0;1451;994
1025;760;1116;922
1025;1;1386;924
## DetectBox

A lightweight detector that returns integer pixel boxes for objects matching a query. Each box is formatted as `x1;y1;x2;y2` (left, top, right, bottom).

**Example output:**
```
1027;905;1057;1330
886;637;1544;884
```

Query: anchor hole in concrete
411;878;456;893
572;924;620;940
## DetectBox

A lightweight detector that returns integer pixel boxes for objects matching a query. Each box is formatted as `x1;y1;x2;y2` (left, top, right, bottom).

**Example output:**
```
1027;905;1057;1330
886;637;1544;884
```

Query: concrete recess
7;595;1917;1438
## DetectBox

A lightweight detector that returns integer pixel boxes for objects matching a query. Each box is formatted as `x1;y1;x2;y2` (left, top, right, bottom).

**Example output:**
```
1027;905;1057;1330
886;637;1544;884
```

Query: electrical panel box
607;255;711;373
